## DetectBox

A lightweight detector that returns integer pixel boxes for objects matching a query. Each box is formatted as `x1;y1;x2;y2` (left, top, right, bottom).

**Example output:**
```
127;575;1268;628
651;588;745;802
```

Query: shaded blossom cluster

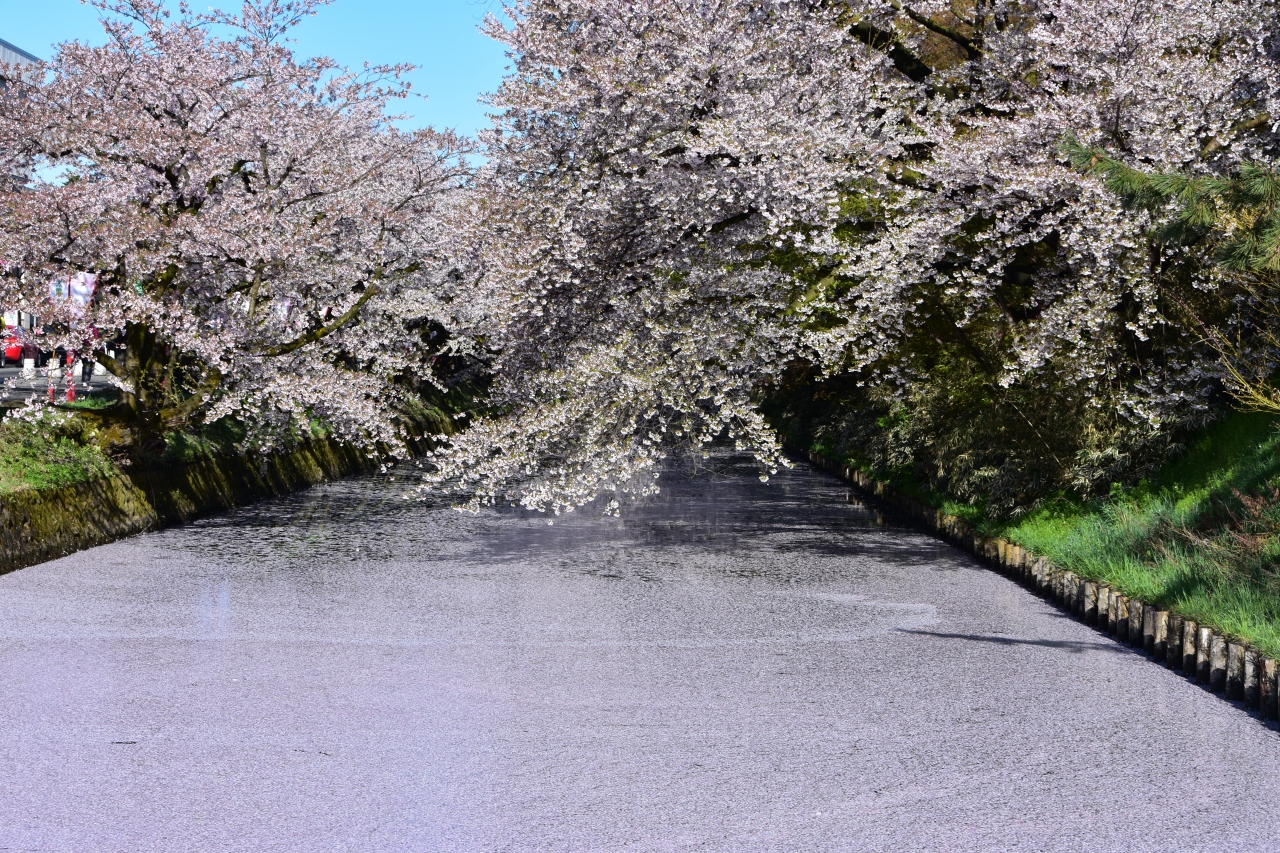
427;0;1279;511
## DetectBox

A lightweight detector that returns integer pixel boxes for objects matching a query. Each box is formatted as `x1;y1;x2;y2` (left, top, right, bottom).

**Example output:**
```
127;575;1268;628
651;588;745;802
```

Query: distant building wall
0;37;40;331
0;37;39;68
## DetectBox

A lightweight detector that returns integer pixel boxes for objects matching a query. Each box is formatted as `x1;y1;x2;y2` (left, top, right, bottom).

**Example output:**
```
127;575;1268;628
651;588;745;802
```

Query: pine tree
1065;134;1280;414
1064;135;1280;274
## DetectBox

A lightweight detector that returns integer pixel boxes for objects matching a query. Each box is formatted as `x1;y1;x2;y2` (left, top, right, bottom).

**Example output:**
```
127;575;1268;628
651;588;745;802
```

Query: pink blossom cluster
426;0;1279;511
0;0;470;450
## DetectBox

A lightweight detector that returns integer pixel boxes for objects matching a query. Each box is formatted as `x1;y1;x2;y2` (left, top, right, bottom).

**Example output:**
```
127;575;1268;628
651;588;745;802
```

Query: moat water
1;454;1277;851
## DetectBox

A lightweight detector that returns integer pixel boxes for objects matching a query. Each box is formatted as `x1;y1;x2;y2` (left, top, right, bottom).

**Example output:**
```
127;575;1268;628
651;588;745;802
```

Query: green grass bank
0;405;117;495
0;390;454;500
799;409;1280;660
0;391;455;574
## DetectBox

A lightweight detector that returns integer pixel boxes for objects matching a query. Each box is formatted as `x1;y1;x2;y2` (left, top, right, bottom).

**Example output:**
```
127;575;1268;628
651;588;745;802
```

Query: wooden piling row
805;448;1280;721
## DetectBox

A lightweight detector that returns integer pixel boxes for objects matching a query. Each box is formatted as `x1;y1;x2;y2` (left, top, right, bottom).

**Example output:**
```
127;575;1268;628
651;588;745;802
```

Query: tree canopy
425;0;1280;514
3;0;1278;515
0;0;470;453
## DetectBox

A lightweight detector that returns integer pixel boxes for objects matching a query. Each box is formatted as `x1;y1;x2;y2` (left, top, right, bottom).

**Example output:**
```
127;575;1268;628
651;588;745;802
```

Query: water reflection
173;451;919;583
136;451;951;650
7;452;1272;852
195;577;232;635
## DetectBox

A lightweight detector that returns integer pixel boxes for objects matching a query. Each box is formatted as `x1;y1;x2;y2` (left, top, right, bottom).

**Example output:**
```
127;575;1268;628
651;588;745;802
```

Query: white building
1;38;40;332
0;37;38;92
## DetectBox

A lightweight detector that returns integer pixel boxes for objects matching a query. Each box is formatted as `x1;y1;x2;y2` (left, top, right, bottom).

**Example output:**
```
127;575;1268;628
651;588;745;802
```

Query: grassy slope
993;410;1280;657
0;395;456;497
806;408;1280;656
0;408;115;494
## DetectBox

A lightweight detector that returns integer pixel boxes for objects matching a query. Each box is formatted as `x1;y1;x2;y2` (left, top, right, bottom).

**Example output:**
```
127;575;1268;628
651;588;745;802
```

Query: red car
0;331;47;367
1;329;22;365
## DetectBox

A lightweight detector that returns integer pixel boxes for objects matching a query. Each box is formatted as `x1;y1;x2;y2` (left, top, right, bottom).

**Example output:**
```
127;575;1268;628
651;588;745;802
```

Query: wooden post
1263;659;1278;720
1152;611;1168;662
1128;600;1144;648
1208;633;1227;691
1182;620;1198;676
1226;643;1245;700
1165;614;1183;668
1061;573;1076;612
1196;626;1212;682
1243;648;1260;709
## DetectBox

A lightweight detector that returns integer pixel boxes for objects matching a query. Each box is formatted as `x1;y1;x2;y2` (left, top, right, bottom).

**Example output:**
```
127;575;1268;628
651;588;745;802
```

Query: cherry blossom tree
801;0;1280;508
427;0;1280;513
0;0;470;455
1067;140;1280;419
427;0;914;512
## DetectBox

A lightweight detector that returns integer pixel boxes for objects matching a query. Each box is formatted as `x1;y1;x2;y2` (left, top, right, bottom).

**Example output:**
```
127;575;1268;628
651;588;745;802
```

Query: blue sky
0;0;511;137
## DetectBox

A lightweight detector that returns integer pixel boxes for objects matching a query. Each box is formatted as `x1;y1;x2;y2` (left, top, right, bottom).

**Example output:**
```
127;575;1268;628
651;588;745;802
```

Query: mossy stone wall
0;439;376;576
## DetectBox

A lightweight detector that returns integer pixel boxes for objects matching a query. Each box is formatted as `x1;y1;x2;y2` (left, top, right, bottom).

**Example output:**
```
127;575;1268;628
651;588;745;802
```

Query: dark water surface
2;455;1278;852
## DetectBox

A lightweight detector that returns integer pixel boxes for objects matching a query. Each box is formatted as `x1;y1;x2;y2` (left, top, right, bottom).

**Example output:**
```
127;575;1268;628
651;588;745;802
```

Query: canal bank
0;437;383;576
0;397;455;576
794;443;1280;724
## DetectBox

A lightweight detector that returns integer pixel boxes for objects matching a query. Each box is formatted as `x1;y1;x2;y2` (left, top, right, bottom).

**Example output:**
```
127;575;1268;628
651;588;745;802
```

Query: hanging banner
49;272;97;315
69;272;96;308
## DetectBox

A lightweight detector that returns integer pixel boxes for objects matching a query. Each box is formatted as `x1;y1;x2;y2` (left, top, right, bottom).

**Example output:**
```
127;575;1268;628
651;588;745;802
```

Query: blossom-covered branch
428;0;1280;513
0;0;472;454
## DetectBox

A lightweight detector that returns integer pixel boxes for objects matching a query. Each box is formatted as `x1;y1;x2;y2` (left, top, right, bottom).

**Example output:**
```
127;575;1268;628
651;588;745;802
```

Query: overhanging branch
160;367;223;425
1201;113;1273;158
848;19;933;83
885;0;981;60
260;285;380;357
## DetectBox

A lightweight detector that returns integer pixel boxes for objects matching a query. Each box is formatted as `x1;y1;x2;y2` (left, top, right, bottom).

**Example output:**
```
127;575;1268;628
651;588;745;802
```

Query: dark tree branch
848;19;934;83
885;0;981;60
260;285;380;357
1201;113;1273;158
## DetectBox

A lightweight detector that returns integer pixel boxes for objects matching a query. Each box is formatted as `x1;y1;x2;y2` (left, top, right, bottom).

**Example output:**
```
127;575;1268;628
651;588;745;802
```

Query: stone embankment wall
0;439;378;576
801;447;1280;722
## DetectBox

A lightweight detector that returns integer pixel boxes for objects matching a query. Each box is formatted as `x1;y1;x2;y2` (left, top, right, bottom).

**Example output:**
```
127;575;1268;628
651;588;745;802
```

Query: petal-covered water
1;455;1277;852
